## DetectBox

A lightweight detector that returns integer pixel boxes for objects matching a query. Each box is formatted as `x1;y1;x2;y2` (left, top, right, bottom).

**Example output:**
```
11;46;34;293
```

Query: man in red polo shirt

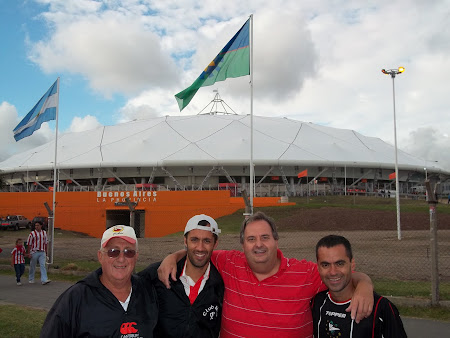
158;212;374;337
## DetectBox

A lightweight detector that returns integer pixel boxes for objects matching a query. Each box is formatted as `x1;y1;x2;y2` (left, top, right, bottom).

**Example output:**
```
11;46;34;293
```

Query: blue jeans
29;251;48;282
14;263;25;282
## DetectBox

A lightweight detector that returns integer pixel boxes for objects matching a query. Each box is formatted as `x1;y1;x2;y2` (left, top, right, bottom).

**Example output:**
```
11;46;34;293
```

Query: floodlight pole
382;67;404;240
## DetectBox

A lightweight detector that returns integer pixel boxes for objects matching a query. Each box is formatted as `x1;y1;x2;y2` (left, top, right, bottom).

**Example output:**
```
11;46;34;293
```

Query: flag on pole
389;172;396;180
175;19;250;111
297;169;308;178
13;78;59;141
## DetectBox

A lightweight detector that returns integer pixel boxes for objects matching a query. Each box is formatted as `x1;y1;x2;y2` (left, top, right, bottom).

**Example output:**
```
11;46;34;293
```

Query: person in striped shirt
27;221;51;285
158;212;374;337
11;238;26;286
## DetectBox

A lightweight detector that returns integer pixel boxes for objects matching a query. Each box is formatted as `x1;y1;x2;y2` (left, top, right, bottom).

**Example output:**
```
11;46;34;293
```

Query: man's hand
346;273;374;323
157;249;186;289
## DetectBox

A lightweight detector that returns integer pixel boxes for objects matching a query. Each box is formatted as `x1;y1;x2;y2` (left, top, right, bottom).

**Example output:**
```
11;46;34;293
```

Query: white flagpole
49;77;60;264
249;14;254;215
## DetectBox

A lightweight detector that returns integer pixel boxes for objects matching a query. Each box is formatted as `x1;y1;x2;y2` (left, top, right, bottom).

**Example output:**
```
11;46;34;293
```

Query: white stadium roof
1;114;447;174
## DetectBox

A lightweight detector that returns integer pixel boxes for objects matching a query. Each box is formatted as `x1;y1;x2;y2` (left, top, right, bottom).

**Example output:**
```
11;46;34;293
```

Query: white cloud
68;115;102;132
0;101;53;162
29;3;179;96
403;127;450;172
117;88;176;123
4;0;448;172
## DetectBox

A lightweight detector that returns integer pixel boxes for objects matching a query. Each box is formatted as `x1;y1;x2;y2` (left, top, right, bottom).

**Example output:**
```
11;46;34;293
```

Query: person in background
40;225;158;338
27;221;51;285
139;214;224;337
11;238;26;286
312;234;407;337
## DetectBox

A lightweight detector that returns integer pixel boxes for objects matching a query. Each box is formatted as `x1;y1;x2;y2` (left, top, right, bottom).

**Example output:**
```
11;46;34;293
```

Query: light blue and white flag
13;78;59;141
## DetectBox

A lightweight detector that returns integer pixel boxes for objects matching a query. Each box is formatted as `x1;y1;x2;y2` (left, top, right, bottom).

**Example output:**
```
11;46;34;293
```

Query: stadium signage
96;191;157;203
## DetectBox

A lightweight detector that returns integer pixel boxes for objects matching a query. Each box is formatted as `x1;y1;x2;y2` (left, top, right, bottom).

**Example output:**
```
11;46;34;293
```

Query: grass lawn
0;305;47;338
0;302;448;337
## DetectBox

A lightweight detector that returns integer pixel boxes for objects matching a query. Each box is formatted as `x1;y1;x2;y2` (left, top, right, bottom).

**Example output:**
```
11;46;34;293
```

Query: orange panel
0;191;292;238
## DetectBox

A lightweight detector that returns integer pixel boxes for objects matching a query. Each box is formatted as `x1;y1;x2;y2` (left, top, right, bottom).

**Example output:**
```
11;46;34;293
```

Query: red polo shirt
211;249;325;338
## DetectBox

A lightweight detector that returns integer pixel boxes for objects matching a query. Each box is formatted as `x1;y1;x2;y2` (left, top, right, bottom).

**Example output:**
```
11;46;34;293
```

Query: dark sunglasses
104;248;136;258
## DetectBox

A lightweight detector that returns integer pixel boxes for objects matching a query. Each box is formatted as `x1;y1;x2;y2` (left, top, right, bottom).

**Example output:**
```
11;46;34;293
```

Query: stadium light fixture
382;66;405;240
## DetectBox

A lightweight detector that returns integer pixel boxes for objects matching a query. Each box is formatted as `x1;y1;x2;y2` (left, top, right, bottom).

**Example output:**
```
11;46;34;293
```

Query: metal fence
0;193;448;302
142;194;450;302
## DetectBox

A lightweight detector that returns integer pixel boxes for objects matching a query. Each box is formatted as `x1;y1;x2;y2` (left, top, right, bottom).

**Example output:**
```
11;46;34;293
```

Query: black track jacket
139;257;224;338
40;268;158;338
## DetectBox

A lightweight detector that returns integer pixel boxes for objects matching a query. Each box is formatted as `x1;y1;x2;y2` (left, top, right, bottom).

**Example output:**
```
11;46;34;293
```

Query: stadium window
113;167;117;173
90;168;94;176
70;169;74;175
153;177;164;184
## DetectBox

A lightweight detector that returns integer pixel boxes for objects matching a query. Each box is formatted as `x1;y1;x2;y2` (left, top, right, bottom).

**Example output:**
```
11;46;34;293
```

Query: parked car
0;215;31;231
31;216;49;230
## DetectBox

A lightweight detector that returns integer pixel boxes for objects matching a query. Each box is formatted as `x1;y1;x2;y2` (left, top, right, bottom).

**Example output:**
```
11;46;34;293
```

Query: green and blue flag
175;19;250;111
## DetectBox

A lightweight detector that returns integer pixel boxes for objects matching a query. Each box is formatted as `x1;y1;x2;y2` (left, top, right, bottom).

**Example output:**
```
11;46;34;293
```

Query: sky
0;0;449;172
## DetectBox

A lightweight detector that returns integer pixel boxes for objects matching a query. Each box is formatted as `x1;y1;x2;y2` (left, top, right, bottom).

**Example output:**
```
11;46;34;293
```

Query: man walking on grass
27;221;51;285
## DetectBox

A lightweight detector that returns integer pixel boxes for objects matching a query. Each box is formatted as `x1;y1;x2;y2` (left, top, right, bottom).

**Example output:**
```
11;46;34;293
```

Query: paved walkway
1;274;449;337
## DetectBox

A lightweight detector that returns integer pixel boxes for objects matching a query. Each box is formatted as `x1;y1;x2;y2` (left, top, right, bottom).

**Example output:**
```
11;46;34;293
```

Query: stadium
1;112;448;196
1;105;449;238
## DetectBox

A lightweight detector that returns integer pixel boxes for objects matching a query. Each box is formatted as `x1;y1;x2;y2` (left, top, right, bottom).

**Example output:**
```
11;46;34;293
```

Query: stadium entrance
105;209;145;238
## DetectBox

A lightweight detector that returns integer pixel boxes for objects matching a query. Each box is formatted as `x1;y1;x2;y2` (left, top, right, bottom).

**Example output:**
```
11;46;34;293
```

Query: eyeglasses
103;248;136;258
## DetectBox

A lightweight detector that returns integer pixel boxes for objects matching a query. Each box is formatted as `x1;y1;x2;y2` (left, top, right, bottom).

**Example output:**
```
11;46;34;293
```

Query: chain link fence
144;194;449;301
0;194;448;301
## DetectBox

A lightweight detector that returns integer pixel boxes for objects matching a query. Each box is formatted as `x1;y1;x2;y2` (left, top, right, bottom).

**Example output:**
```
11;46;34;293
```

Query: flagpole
49;77;60;264
249;14;254;215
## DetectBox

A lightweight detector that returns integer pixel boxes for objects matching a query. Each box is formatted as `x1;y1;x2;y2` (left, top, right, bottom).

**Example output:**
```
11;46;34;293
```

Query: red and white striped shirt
11;246;26;264
211;249;325;338
27;230;48;254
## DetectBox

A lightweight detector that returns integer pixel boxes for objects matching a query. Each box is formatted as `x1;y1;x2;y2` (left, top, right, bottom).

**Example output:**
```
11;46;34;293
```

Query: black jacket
139;258;224;338
40;268;158;338
312;291;407;337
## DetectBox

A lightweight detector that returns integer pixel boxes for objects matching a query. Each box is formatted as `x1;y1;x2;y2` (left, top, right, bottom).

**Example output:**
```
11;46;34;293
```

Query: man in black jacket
40;225;158;338
139;214;224;338
312;235;407;337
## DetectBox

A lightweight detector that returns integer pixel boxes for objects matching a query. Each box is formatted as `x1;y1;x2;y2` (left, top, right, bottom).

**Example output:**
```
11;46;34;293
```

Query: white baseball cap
184;214;221;236
101;225;137;248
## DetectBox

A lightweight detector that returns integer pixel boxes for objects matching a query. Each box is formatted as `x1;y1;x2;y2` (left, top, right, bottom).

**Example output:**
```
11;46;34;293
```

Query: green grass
0;305;47;338
0;303;448;338
397;305;450;322
374;278;450;301
269;196;450;214
215;195;450;233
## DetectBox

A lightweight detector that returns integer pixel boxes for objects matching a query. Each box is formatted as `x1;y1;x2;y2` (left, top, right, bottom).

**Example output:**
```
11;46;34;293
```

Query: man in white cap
139;214;224;338
41;225;158;338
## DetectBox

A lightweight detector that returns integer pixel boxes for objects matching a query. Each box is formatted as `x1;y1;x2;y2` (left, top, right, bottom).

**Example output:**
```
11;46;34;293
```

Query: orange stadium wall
0;191;292;238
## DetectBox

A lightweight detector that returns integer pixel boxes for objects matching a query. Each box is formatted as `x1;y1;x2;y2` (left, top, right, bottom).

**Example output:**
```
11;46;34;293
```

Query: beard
186;249;211;269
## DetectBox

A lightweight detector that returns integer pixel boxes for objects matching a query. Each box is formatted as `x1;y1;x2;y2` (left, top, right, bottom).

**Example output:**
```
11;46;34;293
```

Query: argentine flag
13;78;59;141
